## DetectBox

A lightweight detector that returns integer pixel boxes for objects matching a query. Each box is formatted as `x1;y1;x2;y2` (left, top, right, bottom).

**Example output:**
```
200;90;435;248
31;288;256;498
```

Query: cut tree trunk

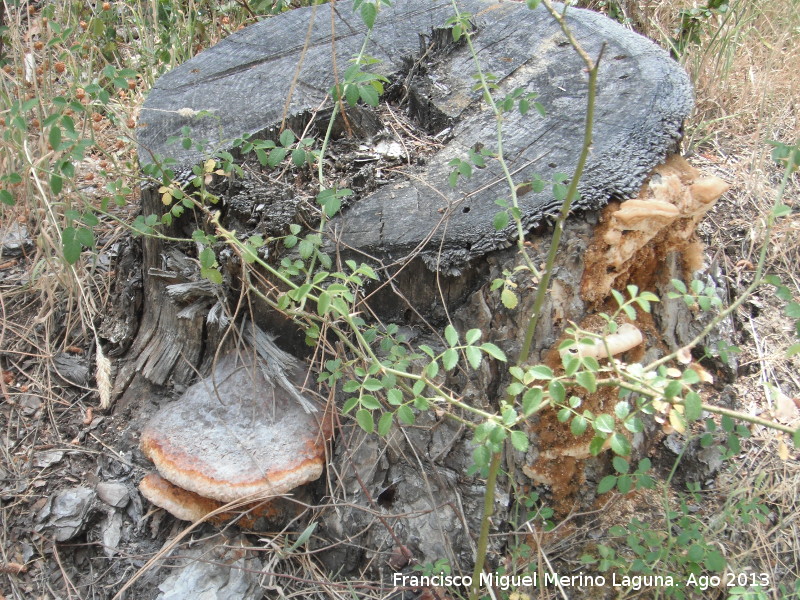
115;0;730;579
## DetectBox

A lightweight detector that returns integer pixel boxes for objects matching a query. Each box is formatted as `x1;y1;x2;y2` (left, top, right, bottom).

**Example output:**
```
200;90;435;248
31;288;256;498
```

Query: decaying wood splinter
563;323;644;360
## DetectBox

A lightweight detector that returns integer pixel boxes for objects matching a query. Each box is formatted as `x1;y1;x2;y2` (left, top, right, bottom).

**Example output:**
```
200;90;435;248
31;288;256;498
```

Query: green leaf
425;360;439;378
418;345;435;358
268;147;287;166
387;389;403;406
397;404;415;425
704;550;726;572
612;456;629;474
359;2;377;28
279;129;295;147
444;324;459;347
597;475;617;494
624;416;644;434
684;391;702;422
616;475;633;494
317;291;331;315
291;148;306;166
548;380;566;403
528;365;554;380
793;428;800;448
576;371;596;393
522;387;543;415
571;415;588;436
594;414;615;434
50;174;63;195
480;343;507;361
493;211;509;230
611;289;625;308
360;394;381;410
344;83;360;107
785;302;800;318
201;267;223;284
589;435;606;456
634;297;652;313
49;126;62;151
465;346;482;370
501;288;518;309
682;369;700;384
472;444;490;468
510;430;529;452
342;397;359;413
442;348;458;371
356;408;374;433
362;378;383;392
773;203;791;218
359;85;380;106
287;521;317;552
614;401;630;419
62;227;81;264
377;412;393;436
721;414;735;433
0;190;14;206
75;227;94;248
298;239;314;259
610;433;631;456
465;329;482;344
199;247;216;269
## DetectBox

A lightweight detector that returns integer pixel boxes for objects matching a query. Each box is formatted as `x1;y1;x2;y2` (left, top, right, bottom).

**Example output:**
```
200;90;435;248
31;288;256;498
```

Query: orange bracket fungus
139;333;331;521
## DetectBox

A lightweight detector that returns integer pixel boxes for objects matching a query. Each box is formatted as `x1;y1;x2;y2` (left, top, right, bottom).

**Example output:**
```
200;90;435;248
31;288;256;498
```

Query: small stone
156;536;263;600
50;353;90;387
45;486;97;542
0;223;33;257
96;482;129;508
99;511;123;556
17;394;42;416
33;450;64;469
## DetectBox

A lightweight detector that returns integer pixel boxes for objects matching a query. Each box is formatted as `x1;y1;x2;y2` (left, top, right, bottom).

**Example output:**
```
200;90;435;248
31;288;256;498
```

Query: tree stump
118;0;729;579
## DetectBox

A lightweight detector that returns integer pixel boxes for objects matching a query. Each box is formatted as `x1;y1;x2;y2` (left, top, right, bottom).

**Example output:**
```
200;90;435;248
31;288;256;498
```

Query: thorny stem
470;450;502;599
520;0;604;366
451;0;541;281
211;214;507;428
585;376;799;436
305;30;373;282
450;1;603;596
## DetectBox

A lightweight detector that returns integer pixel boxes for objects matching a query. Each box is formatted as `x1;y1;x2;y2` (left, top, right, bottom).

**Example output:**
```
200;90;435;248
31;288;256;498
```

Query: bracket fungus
139;346;331;521
582;156;731;304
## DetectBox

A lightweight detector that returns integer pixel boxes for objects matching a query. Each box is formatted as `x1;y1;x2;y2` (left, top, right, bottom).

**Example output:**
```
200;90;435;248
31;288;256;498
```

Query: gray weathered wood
123;0;717;578
138;0;691;273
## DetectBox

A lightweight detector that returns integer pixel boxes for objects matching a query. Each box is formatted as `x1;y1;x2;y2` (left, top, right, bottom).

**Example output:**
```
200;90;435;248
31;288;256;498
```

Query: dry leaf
690;362;714;384
0;562;26;574
777;440;790;461
676;346;692;364
773;389;798;423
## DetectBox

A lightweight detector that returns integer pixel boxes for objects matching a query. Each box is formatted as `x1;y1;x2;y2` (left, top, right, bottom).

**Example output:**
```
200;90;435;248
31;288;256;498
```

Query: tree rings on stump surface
138;0;693;274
